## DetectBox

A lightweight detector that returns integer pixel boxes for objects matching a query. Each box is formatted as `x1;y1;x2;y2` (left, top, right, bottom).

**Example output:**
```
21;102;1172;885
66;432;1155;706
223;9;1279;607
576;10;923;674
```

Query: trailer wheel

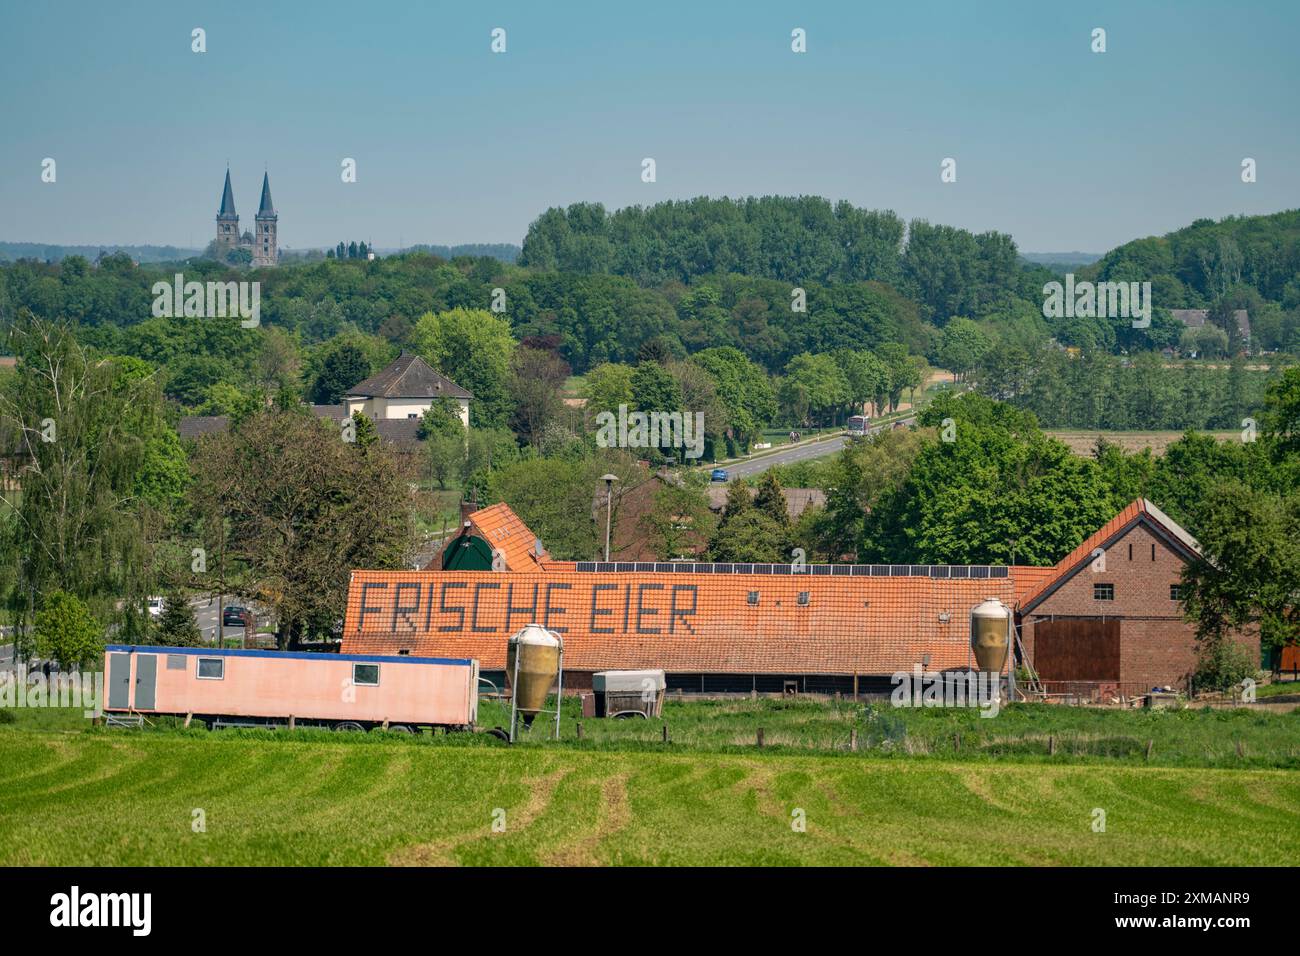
385;724;414;734
334;721;366;733
486;727;510;743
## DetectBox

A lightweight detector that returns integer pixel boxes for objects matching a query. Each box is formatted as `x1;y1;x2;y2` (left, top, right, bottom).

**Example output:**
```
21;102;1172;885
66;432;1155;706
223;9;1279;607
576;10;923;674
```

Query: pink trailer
104;645;479;732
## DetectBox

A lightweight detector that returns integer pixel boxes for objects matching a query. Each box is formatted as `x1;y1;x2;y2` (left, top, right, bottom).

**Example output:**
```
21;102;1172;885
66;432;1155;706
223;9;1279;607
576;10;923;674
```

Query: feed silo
505;623;563;740
970;597;1012;673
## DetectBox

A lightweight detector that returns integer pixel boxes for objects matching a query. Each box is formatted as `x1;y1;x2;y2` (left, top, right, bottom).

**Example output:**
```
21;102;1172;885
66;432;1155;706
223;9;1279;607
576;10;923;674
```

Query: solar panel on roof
564;559;1015;578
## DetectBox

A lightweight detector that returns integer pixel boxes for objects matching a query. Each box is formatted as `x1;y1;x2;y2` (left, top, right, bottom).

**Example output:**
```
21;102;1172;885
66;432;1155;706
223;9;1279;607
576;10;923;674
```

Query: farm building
342;500;1257;696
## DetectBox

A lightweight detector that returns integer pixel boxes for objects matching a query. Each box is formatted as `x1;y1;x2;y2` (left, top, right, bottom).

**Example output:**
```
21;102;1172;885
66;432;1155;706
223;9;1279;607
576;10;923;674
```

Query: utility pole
601;474;618;562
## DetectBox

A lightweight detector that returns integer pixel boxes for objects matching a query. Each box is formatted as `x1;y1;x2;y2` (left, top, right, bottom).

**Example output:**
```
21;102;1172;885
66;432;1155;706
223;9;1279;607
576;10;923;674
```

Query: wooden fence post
757;727;765;748
575;721;582;740
954;733;961;753
850;728;858;752
1145;739;1154;761
662;724;669;744
1048;735;1056;756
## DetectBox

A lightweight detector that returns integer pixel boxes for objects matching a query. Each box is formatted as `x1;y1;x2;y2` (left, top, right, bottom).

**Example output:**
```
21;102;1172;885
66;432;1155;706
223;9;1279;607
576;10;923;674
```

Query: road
715;417;915;482
191;595;265;644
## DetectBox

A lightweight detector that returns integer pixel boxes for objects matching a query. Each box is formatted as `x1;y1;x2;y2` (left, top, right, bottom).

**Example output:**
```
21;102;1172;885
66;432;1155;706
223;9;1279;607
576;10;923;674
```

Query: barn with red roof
343;500;1257;696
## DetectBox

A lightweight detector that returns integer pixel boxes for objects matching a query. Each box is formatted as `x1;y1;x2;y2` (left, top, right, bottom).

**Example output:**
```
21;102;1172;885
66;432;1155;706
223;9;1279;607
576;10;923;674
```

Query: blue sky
1;0;1297;252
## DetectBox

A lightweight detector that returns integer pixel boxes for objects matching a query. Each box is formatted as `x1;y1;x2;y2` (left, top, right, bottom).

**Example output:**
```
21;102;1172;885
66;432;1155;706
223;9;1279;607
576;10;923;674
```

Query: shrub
1193;636;1259;694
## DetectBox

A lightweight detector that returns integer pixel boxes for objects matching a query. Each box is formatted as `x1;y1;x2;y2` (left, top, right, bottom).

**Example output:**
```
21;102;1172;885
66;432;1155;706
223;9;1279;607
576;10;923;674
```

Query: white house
343;353;472;428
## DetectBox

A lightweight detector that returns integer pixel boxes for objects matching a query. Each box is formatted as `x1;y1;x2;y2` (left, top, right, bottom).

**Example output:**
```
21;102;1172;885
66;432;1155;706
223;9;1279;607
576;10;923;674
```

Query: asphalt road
190;595;262;644
715;417;915;482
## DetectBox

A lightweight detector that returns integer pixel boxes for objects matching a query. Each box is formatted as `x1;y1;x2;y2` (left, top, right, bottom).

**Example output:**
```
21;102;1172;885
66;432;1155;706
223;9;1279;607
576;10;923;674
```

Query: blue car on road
710;468;729;482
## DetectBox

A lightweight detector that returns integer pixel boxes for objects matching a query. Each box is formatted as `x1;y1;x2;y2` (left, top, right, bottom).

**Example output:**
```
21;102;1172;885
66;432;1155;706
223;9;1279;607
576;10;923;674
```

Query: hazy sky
2;0;1297;253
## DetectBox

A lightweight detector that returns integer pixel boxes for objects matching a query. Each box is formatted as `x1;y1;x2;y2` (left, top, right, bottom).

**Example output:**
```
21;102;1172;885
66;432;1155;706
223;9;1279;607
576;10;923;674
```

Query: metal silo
969;597;1012;674
505;623;563;741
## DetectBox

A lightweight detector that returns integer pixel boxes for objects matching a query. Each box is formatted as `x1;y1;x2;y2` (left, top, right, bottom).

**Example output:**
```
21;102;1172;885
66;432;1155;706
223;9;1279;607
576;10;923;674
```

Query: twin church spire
215;168;278;267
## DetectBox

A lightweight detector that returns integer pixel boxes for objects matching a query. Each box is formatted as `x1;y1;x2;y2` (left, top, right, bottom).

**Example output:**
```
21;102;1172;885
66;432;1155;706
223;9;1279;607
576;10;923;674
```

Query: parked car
710;468;729;482
145;596;165;619
222;605;252;628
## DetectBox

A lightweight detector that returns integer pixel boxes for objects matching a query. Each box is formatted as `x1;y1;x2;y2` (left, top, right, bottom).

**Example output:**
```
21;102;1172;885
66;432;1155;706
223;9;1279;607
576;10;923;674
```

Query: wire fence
1034;680;1165;705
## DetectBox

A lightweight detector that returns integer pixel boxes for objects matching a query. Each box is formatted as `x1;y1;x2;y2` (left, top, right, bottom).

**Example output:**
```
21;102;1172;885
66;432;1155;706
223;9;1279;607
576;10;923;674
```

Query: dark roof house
346;353;472;401
1171;309;1250;342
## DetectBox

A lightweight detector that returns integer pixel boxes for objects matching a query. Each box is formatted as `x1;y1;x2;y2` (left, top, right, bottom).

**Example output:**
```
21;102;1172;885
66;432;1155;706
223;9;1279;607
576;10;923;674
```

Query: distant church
215;169;278;267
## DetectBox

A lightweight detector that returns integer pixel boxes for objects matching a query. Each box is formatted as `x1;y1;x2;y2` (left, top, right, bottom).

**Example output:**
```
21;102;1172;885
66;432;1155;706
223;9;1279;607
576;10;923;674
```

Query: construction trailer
102;644;479;732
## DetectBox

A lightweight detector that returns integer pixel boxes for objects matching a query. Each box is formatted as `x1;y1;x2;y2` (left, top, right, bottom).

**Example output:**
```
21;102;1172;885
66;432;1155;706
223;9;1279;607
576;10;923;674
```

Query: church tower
253;172;278;267
215;168;239;251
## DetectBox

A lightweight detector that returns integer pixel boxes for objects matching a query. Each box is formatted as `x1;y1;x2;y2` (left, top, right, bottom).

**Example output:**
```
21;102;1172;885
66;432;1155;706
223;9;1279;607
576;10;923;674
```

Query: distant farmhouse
1171;308;1250;344
178;354;471;445
215;168;278;267
342;353;471;428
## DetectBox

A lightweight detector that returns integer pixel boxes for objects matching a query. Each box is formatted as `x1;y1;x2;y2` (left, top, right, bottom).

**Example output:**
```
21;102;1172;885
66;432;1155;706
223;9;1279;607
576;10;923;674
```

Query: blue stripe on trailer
105;644;473;667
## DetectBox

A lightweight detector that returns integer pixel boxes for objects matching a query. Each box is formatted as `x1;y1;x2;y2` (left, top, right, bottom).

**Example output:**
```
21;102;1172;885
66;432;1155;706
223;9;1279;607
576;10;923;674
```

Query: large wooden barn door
1033;618;1120;681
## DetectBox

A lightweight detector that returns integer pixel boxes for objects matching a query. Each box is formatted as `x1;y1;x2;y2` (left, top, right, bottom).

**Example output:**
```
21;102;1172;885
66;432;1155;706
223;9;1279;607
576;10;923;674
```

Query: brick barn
1017;498;1255;693
341;499;1256;696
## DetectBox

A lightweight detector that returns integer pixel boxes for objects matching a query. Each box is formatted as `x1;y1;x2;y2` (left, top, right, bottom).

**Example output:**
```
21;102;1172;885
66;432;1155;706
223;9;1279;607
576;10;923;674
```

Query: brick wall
1020;521;1258;690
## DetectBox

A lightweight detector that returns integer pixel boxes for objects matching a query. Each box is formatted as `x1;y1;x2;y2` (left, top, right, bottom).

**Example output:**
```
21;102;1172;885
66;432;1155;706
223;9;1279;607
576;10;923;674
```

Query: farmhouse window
353;663;380;686
1169;584;1183;601
1093;583;1115;601
196;658;224;680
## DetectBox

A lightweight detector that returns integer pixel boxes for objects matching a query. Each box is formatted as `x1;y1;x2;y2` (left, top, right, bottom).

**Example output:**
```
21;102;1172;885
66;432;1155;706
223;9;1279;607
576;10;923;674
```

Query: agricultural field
1045;430;1239;456
2;698;1299;866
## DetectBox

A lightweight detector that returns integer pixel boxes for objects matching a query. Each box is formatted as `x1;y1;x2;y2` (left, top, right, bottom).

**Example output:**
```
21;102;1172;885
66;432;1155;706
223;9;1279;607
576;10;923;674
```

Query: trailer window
353;663;379;686
197;658;224;680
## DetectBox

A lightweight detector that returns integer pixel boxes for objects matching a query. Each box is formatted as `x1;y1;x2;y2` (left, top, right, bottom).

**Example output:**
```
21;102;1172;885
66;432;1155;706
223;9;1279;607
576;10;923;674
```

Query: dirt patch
388;769;568;866
541;773;631;867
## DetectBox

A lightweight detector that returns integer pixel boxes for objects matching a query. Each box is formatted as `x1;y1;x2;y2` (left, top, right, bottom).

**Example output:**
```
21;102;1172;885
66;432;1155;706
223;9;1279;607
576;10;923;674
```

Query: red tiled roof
465;503;549;572
1011;566;1056;604
342;569;1017;676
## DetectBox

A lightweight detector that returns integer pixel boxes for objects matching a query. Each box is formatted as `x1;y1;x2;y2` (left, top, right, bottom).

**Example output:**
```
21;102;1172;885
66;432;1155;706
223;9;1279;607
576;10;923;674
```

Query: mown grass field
2;698;1299;865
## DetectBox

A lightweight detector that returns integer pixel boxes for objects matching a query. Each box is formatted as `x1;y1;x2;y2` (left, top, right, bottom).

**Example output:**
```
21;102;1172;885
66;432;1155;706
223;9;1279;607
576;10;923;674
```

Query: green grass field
2;698;1299;865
